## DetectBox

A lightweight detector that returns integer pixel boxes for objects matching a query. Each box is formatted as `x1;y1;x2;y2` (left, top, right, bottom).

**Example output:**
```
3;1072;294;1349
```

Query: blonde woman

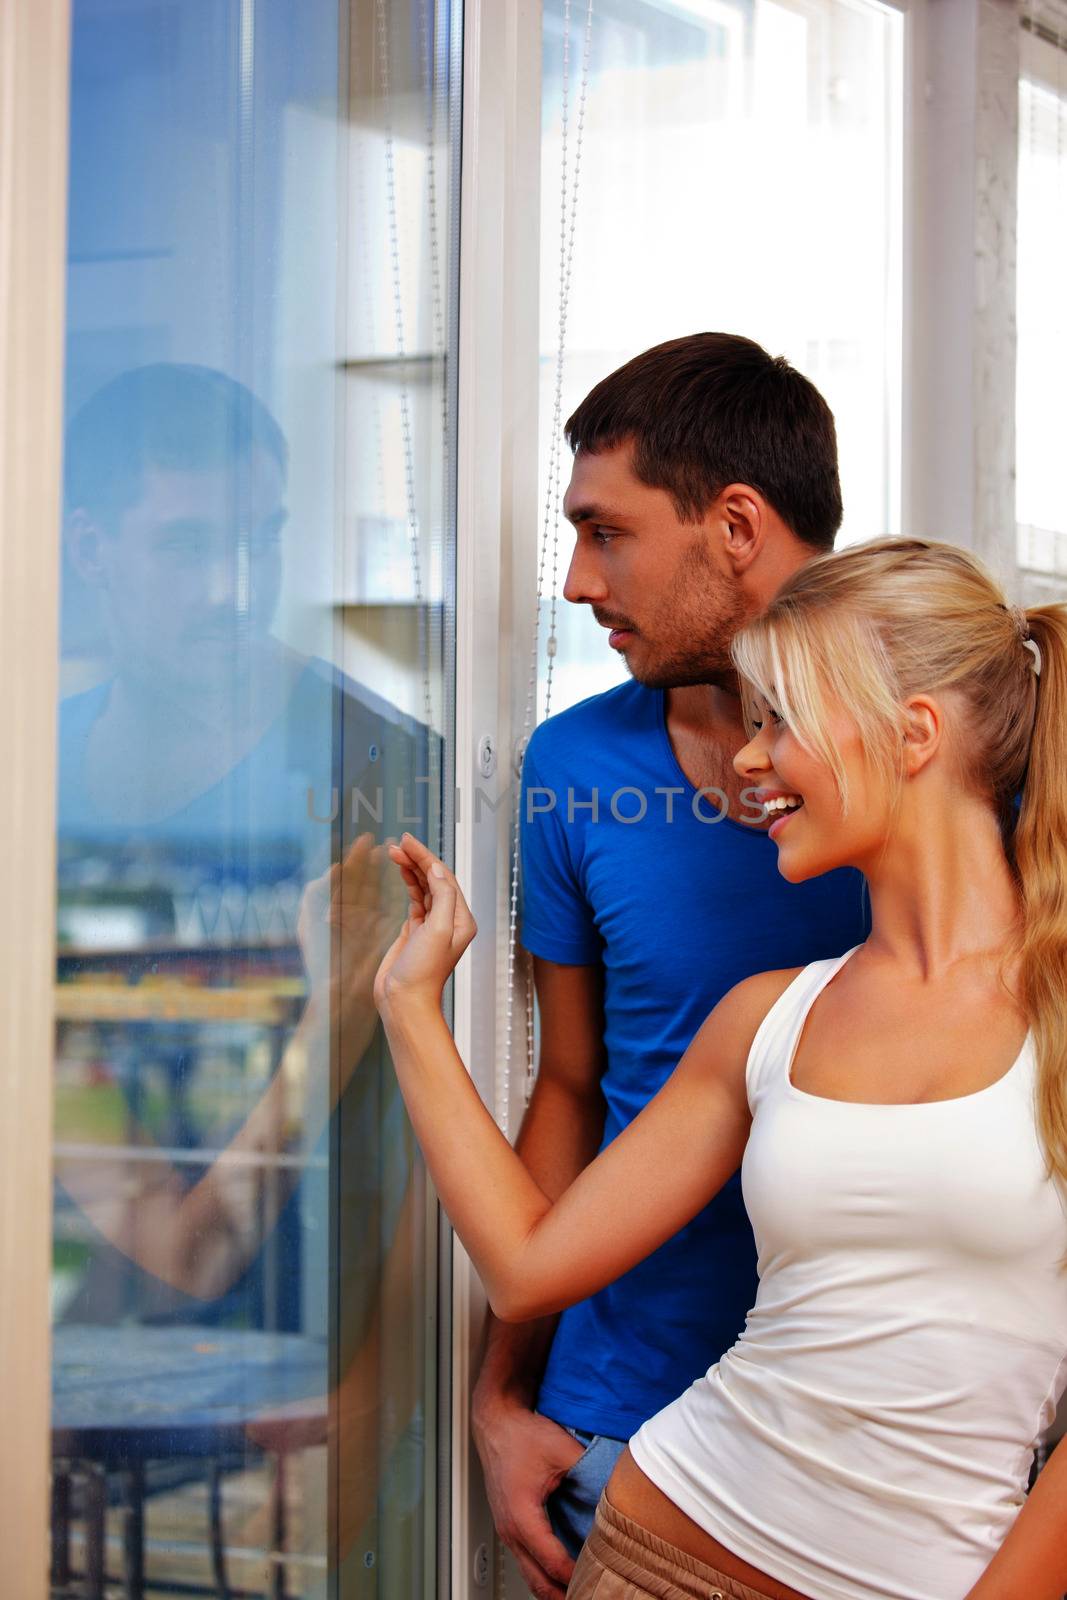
374;538;1067;1600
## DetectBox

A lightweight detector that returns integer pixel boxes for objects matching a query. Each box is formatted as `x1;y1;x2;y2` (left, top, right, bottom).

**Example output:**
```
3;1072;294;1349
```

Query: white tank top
630;945;1067;1600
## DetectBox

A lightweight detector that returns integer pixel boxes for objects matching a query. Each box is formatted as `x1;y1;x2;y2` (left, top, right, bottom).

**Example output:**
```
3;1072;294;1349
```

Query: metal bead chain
503;0;595;1131
545;0;594;725
421;0;449;476
376;0;439;757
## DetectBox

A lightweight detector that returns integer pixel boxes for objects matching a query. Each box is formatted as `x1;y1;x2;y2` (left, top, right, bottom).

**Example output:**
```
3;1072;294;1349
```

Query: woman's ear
901;694;943;778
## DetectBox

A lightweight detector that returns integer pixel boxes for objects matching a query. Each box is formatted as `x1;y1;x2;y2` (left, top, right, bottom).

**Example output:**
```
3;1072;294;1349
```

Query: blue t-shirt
520;680;870;1438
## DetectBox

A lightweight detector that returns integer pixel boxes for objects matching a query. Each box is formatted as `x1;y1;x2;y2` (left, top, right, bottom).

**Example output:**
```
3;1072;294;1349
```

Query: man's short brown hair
565;332;843;551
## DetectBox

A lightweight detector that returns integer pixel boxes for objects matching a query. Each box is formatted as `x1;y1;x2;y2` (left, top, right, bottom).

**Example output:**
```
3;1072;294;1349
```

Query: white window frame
0;0;69;1589
453;2;543;1596
902;0;1022;591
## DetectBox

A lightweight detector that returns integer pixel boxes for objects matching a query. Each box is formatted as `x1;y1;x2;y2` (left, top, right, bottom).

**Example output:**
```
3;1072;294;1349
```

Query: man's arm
55;835;400;1300
471;957;607;1600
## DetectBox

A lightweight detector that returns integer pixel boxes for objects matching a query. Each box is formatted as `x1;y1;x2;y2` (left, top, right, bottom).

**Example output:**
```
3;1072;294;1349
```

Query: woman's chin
776;854;814;884
774;838;849;884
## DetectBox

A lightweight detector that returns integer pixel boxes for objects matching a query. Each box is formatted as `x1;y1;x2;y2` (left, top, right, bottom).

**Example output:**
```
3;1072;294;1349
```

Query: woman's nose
733;727;770;779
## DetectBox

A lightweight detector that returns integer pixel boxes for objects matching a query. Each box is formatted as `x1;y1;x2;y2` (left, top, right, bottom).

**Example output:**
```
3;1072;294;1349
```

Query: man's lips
595;616;637;650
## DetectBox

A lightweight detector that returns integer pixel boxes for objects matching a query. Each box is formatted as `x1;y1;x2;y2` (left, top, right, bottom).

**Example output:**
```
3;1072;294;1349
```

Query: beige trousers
566;1494;794;1600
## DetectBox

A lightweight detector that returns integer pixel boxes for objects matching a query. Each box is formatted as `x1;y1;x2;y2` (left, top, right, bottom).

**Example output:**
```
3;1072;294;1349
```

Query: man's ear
901;695;943;778
716;485;766;575
66;508;109;589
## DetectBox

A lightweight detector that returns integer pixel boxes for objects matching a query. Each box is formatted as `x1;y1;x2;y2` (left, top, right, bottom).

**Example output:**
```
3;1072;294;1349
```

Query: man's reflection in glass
55;363;428;1558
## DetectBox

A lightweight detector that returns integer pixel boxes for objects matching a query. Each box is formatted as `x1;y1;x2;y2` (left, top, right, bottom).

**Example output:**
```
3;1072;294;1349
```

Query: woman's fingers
388;836;476;950
399;834;477;949
424;860;458;937
387;842;431;914
397;832;436;868
393;839;455;930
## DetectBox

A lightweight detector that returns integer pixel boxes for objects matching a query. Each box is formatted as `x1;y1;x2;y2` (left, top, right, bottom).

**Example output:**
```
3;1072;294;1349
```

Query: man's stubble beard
624;539;751;690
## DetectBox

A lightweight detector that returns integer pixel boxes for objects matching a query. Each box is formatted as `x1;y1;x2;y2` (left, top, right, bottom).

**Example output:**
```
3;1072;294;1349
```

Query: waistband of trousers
586;1493;781;1600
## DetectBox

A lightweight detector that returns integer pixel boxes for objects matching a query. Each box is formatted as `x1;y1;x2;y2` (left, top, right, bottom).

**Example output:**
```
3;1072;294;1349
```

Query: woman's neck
860;789;1022;985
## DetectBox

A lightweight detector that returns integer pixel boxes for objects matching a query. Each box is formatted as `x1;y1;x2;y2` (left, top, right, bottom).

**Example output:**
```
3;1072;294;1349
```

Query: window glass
1016;27;1067;574
539;0;903;716
52;2;458;1595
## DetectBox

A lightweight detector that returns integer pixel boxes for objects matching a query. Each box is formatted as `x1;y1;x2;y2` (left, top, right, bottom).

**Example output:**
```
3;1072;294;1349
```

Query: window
1016;14;1067;575
52;2;458;1594
539;0;904;717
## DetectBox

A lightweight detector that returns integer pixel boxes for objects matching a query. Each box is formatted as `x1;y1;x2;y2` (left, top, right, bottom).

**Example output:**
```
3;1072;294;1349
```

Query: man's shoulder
526;679;657;774
296;656;424;740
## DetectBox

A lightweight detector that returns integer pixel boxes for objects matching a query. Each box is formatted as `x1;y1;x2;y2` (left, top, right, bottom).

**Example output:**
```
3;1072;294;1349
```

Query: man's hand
472;1396;585;1600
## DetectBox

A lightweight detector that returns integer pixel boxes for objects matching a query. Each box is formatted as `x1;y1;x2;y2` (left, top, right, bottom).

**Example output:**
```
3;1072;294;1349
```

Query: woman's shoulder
703;966;813;1108
718;966;808;1038
683;967;806;1101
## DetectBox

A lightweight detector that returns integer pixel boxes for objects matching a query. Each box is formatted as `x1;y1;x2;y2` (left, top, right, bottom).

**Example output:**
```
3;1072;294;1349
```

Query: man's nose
562;541;609;605
205;550;241;609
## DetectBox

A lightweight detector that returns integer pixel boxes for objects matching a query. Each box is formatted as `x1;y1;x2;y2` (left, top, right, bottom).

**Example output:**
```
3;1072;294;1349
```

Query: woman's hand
374;832;477;1016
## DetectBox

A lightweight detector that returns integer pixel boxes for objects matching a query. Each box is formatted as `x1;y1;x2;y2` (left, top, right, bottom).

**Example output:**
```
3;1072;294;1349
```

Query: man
56;362;426;1561
472;333;870;1598
58;362;416;1321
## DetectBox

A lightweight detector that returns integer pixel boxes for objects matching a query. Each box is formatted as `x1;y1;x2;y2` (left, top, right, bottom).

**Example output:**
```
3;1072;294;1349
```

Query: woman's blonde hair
731;537;1067;1182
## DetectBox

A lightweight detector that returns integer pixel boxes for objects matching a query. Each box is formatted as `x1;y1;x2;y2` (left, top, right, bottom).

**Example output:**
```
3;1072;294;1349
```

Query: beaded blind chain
494;11;592;1599
502;0;595;1141
376;0;441;787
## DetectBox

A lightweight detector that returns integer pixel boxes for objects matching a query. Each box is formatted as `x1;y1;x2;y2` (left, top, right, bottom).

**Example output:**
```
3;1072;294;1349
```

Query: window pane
53;3;459;1595
1016;38;1067;574
539;0;903;716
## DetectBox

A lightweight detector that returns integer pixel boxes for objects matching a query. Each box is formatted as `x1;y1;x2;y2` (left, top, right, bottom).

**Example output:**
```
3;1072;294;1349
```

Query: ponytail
1012;607;1067;1184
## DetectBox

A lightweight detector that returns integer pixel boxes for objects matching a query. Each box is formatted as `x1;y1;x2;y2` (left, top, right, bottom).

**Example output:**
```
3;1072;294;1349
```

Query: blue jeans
545;1427;627;1558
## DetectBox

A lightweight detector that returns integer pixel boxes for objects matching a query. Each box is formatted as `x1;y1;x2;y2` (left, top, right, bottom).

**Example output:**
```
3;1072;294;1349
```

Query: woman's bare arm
374;834;788;1323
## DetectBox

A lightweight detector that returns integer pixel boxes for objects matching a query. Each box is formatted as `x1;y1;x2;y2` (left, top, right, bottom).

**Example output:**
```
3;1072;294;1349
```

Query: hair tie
1024;636;1043;677
1005;604;1041;676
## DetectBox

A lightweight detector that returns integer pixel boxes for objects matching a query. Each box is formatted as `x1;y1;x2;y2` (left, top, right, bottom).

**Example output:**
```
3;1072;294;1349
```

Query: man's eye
592;527;616;545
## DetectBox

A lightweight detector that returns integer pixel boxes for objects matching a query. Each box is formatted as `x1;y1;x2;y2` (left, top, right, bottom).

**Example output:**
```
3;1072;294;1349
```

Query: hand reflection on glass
298;831;409;1087
55;831;409;1303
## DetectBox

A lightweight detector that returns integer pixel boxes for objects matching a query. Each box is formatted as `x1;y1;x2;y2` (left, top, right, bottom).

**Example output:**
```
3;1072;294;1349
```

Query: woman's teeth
765;796;803;813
